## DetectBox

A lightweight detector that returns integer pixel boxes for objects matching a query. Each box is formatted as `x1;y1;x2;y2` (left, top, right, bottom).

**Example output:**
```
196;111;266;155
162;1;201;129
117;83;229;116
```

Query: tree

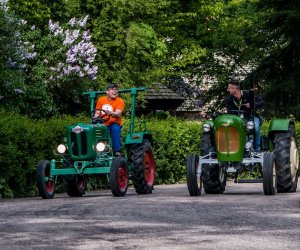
252;0;300;119
0;5;27;112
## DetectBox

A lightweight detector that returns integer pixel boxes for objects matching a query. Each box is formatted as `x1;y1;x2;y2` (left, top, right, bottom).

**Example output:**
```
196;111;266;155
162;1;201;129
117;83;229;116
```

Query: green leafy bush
1;109;300;198
144;115;201;184
0;110;87;198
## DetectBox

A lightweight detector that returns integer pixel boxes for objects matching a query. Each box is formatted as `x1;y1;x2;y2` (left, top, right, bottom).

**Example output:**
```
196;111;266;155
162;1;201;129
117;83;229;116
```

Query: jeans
107;123;122;153
253;116;261;151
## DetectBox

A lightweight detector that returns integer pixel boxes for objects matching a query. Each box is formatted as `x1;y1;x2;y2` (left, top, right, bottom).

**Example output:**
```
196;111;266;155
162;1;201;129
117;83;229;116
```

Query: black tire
263;152;276;195
201;133;226;194
130;141;155;194
109;157;128;197
186;154;202;196
273;130;299;192
36;160;55;199
63;175;86;197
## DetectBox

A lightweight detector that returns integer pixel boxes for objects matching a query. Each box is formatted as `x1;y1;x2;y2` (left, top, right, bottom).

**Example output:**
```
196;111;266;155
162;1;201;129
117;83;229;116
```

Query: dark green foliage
4;0;300;120
7;0;70;28
144;115;201;184
122;114;202;184
0;110;88;198
0;7;26;111
252;0;300;119
0;110;201;197
1;109;300;198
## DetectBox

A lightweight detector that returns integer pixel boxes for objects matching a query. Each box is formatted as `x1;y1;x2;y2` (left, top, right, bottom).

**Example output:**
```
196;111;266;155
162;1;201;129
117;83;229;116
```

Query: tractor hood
66;123;110;161
213;114;246;162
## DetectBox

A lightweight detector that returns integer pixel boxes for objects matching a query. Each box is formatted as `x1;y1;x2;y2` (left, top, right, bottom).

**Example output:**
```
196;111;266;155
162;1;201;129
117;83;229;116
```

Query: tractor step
235;179;263;183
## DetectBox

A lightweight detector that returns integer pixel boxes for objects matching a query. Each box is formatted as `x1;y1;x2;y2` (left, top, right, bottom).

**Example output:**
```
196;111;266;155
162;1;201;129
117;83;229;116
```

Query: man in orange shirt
93;83;125;156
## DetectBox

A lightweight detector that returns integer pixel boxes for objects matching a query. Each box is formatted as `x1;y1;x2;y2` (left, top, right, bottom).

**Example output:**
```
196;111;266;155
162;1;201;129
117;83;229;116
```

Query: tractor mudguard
268;119;292;132
125;131;153;145
203;120;214;127
268;118;296;145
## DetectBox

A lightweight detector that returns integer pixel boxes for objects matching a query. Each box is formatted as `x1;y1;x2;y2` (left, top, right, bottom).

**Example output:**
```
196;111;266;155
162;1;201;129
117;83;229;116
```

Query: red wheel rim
45;165;54;193
143;150;155;186
117;164;128;191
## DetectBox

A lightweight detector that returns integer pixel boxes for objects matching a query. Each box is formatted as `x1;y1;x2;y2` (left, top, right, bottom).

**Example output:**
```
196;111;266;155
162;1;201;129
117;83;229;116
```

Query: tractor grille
95;129;102;138
70;131;88;156
216;126;239;153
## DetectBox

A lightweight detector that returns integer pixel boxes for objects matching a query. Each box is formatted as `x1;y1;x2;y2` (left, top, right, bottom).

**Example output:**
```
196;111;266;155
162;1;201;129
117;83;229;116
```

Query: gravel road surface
0;179;299;250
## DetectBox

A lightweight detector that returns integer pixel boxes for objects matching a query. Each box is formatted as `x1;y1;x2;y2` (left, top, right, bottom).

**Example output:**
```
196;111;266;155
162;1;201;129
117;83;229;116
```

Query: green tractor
36;87;155;198
186;111;299;196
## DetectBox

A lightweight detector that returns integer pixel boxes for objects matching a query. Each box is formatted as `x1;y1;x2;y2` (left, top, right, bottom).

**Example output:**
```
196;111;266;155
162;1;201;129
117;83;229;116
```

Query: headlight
96;142;106;152
246;121;254;130
57;144;67;154
203;124;211;132
245;141;252;149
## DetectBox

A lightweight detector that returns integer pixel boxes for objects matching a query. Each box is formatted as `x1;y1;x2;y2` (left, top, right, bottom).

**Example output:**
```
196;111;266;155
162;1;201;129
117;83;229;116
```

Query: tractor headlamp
95;142;106;152
245;141;252;150
203;124;211;132
246;121;255;130
57;144;67;154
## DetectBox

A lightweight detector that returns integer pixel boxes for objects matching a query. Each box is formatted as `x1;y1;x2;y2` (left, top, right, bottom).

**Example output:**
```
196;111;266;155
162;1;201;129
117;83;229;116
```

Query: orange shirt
95;96;125;126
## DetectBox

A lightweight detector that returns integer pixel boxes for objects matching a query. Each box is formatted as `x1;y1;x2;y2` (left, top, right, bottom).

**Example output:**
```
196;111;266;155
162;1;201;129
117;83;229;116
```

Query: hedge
0;110;299;198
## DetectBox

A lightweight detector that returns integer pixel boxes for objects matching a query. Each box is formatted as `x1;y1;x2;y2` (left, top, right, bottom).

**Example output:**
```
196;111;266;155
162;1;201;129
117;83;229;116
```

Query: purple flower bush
47;15;98;81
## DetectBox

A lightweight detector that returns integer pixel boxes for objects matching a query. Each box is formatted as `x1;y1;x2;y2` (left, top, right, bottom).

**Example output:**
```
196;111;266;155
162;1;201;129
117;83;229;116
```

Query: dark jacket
227;90;264;117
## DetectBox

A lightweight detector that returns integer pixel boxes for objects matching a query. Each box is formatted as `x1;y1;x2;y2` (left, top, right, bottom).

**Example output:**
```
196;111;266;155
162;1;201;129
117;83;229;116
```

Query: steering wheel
229;109;249;117
91;109;110;124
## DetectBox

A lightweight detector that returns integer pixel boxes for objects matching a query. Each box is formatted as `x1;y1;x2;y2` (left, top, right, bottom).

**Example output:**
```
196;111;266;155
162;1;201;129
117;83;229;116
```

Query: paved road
0;180;300;250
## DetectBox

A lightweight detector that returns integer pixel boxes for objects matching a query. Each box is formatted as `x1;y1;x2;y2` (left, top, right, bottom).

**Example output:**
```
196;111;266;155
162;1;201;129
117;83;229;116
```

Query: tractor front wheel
273;130;299;192
36;160;55;199
109;157;128;197
186;154;202;196
263;152;276;195
63;175;86;197
202;165;226;194
130;141;155;194
201;133;226;194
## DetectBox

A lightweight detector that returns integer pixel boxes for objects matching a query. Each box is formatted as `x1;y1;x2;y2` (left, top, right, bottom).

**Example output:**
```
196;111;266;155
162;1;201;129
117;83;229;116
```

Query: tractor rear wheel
263;152;276;195
201;133;226;194
63;175;86;197
36;160;55;199
130;140;155;194
186;153;202;196
109;157;128;197
273;129;299;192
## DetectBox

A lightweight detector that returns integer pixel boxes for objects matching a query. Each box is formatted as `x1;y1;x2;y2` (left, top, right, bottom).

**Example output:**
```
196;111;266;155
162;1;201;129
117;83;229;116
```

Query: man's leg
253;116;261;151
108;123;122;154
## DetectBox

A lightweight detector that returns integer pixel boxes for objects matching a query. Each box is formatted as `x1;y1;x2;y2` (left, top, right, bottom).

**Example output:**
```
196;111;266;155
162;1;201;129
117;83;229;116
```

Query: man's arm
93;110;100;119
104;109;122;118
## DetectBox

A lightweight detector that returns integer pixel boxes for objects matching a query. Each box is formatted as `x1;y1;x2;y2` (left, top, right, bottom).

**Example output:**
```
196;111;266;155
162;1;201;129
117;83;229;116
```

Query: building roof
144;84;186;111
176;99;201;112
146;84;185;100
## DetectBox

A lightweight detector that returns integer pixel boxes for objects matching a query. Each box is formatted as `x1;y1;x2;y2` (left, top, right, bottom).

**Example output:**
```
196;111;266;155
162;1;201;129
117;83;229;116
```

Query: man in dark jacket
227;79;264;152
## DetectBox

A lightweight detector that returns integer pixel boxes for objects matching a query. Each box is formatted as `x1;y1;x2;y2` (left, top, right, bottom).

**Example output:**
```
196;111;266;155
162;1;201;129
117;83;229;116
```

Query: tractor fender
203;120;214;127
268;118;295;141
125;132;153;145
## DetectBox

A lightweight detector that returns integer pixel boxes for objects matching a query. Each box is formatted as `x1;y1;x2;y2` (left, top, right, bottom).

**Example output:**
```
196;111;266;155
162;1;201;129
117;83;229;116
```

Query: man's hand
93;110;100;119
104;110;113;116
243;103;250;108
105;109;122;118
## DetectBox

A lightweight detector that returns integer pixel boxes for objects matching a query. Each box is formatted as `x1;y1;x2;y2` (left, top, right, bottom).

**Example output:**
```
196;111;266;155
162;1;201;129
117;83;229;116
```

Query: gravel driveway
0;180;299;250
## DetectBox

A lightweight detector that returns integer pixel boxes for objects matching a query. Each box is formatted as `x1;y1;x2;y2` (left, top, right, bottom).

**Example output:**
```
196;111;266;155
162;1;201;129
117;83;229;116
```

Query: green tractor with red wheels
186;111;299;196
36;87;155;198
